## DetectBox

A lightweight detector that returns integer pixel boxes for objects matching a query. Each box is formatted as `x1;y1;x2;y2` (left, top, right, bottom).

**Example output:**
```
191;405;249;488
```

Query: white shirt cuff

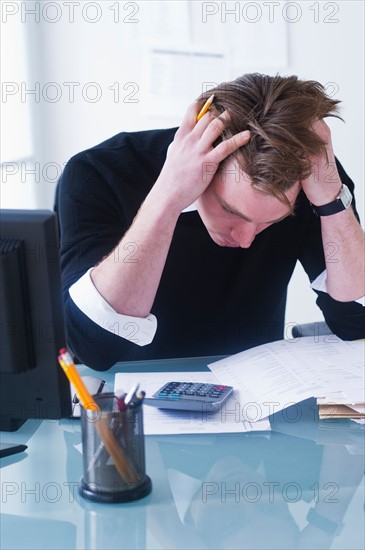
69;268;157;346
311;270;365;306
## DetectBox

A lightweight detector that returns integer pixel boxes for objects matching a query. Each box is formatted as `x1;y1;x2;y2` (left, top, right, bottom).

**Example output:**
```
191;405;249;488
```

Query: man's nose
231;222;258;248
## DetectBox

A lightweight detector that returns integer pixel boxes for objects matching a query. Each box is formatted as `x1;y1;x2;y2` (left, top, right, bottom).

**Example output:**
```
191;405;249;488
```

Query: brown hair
196;73;342;207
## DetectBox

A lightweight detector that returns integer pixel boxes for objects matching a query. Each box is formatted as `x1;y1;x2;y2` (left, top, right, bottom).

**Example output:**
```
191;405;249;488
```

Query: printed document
208;337;364;421
114;371;270;435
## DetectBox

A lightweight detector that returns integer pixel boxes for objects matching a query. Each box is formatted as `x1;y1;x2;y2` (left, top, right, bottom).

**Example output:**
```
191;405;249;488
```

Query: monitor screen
0;210;71;431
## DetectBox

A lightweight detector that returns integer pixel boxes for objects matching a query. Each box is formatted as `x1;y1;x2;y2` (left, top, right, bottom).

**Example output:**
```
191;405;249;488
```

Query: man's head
196;159;301;248
195;73;341;248
197;73;341;205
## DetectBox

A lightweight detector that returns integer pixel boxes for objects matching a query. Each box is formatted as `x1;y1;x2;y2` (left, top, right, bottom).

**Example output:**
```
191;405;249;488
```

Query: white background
1;0;364;328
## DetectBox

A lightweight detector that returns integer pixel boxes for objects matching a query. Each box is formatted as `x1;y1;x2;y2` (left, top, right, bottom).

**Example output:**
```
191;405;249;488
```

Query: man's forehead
215;159;301;222
215;192;296;224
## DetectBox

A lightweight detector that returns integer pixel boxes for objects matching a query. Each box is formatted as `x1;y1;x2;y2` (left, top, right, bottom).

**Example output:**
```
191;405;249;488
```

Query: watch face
314;184;352;216
339;184;352;209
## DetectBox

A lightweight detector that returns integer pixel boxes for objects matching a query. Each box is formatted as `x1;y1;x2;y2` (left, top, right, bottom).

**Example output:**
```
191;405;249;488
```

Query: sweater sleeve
55;151;155;370
69;268;157;345
298;158;365;340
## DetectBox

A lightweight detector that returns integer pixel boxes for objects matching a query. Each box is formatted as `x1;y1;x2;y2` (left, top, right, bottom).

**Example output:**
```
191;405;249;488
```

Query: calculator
144;381;234;412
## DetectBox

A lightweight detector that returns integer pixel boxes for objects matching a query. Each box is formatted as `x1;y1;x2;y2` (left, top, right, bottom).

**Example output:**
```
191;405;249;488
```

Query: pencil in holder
79;392;152;503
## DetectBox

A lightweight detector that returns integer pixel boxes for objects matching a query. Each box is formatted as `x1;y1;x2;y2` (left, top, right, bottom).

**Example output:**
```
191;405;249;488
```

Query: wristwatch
311;184;352;216
306;508;344;536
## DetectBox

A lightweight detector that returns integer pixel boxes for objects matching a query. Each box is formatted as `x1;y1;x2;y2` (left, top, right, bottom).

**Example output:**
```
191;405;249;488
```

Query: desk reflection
62;400;364;550
146;414;364;549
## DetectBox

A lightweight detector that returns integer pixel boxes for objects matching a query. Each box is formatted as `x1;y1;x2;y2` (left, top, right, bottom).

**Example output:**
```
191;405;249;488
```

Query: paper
208;337;365;422
142;1;190;44
218;1;288;71
143;46;227;119
317;391;365;406
114;371;270;435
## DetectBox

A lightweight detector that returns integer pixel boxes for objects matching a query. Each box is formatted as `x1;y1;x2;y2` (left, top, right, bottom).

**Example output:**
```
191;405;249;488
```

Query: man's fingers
197;110;231;147
195;108;229;130
211;130;251;163
176;102;202;136
176;102;250;166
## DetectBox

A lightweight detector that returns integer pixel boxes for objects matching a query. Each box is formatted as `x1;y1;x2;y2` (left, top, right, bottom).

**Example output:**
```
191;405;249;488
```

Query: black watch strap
311;184;352;216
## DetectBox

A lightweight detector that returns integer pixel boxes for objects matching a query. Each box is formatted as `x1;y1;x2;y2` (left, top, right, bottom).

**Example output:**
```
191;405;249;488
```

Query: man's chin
211;233;240;248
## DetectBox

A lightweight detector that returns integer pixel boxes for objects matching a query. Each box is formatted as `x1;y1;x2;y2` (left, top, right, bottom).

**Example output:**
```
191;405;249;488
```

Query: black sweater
55;128;364;371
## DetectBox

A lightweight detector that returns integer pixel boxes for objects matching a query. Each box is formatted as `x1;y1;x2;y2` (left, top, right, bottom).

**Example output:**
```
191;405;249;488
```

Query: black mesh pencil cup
79;392;152;503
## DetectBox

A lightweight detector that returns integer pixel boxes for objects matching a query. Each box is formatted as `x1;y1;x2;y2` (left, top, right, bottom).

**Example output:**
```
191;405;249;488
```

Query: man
56;73;365;371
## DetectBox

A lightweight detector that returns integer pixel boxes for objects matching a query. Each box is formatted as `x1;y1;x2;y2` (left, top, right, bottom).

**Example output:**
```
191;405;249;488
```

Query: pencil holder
79;392;152;503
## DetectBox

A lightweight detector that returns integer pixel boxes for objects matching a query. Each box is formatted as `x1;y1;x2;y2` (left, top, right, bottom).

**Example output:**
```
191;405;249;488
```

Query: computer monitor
0;210;71;431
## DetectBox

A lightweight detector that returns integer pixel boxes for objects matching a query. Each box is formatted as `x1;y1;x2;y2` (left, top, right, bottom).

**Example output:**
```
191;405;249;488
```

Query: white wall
283;1;364;327
1;0;364;327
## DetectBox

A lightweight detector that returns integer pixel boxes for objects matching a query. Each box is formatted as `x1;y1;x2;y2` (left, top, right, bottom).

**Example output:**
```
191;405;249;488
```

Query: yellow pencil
58;348;138;483
58;350;98;411
196;93;214;122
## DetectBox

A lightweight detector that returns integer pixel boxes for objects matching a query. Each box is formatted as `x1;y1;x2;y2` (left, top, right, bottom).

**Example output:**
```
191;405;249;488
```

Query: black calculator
144;381;234;412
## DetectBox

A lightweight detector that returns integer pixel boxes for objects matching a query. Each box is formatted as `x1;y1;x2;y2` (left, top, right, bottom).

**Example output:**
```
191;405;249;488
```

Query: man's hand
301;119;342;206
152;102;251;215
300;119;365;303
91;103;249;319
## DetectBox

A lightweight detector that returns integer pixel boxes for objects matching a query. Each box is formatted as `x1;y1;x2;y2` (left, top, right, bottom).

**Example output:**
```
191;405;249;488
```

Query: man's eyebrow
219;198;292;224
